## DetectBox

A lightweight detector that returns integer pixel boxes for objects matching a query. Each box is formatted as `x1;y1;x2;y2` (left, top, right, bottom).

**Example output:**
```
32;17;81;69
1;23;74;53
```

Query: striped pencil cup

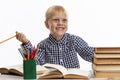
23;60;36;79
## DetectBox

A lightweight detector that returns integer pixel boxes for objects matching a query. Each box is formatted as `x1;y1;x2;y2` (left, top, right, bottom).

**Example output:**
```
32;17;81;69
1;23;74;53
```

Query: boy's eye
51;18;68;23
63;19;67;22
52;19;59;22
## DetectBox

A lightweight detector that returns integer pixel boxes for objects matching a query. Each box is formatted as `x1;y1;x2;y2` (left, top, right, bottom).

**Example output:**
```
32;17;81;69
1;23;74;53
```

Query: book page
0;68;9;74
63;68;90;79
38;68;63;79
0;64;23;76
65;68;89;76
38;63;91;79
5;64;23;73
36;65;48;74
43;63;68;75
0;64;48;75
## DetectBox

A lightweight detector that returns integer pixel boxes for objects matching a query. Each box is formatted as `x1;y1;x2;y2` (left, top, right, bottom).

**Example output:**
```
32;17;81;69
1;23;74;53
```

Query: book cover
94;71;120;78
95;47;120;53
92;64;120;72
94;53;120;58
94;58;120;64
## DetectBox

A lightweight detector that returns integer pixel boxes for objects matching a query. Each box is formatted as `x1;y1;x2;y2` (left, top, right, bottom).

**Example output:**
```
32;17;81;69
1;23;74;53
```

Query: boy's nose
58;19;63;24
58;19;67;24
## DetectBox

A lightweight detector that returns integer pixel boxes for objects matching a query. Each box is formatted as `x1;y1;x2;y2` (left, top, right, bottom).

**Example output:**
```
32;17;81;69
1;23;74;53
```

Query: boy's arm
74;36;95;62
16;31;32;54
36;43;46;65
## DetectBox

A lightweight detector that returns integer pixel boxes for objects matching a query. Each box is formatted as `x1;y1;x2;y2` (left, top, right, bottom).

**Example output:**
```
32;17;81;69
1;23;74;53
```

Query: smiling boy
16;5;95;68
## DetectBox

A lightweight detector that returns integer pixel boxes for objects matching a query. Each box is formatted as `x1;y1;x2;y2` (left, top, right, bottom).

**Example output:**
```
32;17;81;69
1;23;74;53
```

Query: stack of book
93;47;120;78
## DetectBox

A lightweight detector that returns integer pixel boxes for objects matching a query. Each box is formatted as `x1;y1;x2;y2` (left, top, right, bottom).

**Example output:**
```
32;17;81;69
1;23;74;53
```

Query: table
0;74;22;80
1;74;120;80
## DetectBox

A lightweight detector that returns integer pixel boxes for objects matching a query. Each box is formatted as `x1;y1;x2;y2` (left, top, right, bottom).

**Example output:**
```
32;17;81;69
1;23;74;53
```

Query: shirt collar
49;33;68;45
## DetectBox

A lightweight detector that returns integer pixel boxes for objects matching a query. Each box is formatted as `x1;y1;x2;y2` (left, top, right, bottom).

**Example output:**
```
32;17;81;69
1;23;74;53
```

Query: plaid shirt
22;33;94;68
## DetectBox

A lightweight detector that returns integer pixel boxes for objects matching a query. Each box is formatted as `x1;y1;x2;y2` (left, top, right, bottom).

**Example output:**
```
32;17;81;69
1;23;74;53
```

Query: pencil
33;46;39;59
0;35;16;44
18;48;27;60
27;50;30;60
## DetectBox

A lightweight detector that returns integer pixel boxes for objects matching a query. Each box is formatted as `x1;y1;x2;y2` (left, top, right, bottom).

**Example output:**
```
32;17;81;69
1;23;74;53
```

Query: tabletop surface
1;74;120;80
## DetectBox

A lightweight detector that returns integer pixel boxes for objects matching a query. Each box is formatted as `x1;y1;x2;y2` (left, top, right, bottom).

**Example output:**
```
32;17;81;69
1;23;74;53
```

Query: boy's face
45;12;68;40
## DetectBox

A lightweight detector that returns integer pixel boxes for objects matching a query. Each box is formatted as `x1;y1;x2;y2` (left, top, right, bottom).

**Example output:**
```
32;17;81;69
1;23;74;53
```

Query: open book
0;64;48;76
38;63;90;79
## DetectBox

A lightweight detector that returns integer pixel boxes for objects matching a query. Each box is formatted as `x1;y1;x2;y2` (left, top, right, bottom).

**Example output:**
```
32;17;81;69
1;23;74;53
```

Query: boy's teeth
57;27;64;30
57;27;64;29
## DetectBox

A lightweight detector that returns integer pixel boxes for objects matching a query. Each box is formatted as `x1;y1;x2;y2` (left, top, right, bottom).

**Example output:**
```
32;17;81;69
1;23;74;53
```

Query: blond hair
45;5;67;21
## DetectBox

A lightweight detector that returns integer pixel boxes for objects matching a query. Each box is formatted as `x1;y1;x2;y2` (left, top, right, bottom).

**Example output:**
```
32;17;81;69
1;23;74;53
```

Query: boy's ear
44;21;49;29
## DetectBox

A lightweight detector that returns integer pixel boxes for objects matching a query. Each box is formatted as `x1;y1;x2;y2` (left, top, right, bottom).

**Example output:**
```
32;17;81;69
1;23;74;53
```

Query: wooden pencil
0;35;16;44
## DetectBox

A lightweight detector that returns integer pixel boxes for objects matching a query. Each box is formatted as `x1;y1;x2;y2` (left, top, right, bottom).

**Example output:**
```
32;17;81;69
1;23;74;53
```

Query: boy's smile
45;12;68;40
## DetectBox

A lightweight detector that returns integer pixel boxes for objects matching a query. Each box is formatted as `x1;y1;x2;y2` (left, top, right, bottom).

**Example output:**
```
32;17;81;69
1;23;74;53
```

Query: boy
16;5;95;68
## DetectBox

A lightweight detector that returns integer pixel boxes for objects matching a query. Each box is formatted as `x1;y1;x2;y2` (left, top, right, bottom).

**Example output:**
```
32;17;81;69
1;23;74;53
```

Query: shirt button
59;47;62;51
60;59;63;62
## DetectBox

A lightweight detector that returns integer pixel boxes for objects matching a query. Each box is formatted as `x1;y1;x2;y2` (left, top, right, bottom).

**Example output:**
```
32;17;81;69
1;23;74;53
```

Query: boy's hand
16;31;29;44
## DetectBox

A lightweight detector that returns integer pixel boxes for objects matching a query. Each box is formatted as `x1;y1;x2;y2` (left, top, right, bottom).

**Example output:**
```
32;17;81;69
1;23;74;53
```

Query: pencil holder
23;60;36;79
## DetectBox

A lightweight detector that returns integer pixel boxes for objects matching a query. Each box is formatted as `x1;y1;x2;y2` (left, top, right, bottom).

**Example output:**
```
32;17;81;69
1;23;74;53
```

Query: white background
0;0;120;70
